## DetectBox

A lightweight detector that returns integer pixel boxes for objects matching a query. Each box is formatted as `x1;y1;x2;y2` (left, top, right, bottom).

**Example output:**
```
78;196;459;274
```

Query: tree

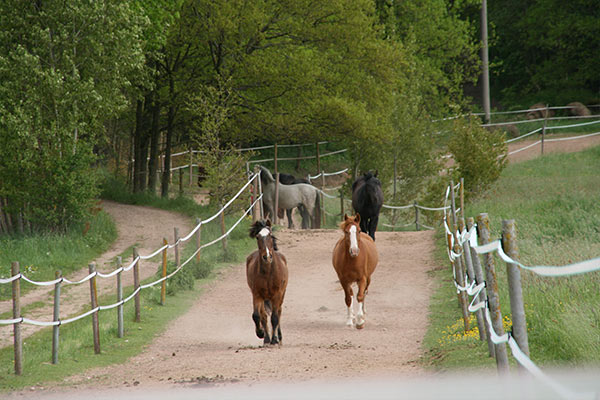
489;0;600;106
0;0;146;233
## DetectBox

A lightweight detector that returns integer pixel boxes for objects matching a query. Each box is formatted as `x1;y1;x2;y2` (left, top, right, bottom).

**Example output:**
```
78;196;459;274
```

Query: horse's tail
313;190;321;229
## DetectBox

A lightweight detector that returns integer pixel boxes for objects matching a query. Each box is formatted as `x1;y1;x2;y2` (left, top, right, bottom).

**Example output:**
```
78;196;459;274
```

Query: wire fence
442;180;597;400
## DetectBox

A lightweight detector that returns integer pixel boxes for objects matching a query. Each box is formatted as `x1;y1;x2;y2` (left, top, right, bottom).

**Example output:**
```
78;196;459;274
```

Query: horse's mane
249;220;278;251
352;171;381;192
259;166;275;184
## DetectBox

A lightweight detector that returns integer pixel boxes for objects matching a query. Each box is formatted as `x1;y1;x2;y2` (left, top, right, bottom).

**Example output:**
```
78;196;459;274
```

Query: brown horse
332;214;378;329
247;220;288;345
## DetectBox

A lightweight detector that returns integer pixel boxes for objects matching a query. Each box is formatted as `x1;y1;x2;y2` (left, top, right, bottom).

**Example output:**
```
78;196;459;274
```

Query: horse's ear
266;219;272;227
355;213;361;224
374;170;378;177
344;213;349;220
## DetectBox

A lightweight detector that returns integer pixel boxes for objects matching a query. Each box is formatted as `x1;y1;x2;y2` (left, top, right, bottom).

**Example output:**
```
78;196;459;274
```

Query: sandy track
0;201;194;349
19;228;438;396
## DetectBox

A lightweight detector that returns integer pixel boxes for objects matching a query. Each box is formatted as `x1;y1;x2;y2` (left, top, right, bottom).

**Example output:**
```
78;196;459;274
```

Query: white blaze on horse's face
348;225;359;257
258;227;272;262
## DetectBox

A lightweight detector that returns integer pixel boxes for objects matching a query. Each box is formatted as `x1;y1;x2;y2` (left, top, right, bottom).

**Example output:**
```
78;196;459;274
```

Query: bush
448;116;507;199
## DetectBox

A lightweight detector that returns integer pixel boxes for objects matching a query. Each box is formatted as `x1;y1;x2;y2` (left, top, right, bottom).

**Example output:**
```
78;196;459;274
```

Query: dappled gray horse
260;166;321;229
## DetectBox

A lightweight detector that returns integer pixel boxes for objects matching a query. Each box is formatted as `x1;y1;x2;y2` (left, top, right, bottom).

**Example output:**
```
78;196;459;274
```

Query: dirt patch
506;134;600;163
16;228;437;395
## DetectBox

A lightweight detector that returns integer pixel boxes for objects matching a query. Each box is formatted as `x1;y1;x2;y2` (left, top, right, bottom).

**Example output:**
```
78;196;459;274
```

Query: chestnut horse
332;214;378;329
247;220;288;345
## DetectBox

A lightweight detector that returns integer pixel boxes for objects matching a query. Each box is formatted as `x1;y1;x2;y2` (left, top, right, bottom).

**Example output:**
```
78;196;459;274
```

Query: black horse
351;171;384;241
278;172;310;229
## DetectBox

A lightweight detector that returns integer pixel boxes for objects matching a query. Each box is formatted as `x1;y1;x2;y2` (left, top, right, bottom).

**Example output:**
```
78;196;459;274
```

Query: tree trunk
161;103;175;198
133;99;144;193
147;91;160;194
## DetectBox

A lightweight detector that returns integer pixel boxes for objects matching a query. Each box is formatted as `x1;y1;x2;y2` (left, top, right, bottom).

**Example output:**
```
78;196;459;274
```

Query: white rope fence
442;183;597;400
0;173;262;327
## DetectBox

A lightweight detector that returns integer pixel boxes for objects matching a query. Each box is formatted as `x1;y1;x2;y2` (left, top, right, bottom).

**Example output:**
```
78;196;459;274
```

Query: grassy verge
422;145;600;370
0;212;117;301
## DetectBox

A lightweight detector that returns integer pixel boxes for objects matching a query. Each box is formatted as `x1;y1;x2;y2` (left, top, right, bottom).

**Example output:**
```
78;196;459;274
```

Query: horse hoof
356;322;365;330
256;329;265;339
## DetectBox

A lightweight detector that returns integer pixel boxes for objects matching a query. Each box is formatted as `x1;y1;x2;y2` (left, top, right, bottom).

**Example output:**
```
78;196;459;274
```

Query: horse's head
341;213;361;257
249;219;278;264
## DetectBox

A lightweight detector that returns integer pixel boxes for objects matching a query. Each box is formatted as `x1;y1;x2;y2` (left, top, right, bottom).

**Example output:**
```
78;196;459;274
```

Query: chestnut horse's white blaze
259;228;271;259
332;214;378;329
348;225;359;257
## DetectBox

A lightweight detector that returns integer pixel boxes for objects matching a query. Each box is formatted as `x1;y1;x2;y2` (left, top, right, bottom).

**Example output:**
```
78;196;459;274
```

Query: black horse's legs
368;215;379;241
359;217;369;238
299;205;310;229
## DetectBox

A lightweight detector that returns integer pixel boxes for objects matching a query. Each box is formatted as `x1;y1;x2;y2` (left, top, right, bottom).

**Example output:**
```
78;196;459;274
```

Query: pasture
423;144;600;369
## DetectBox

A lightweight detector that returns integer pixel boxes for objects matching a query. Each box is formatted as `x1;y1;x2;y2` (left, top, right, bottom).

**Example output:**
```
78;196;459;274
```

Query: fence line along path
0;201;195;349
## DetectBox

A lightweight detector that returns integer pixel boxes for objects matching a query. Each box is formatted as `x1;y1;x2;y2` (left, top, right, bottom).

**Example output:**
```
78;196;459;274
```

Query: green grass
0;212;117;301
423;145;600;370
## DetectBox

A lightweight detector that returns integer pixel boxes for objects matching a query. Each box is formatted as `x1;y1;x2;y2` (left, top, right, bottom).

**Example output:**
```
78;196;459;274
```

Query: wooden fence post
459;219;485;341
257;167;264;220
477;213;510;373
189;148;193;186
274;172;280;225
88;262;100;354
161;238;168;306
450;181;471;331
467;217;495;357
116;256;124;338
52;270;62;364
253;172;260;222
541;104;548;155
316;142;321;174
174;228;181;268
340;189;345;221
12;261;22;375
321;170;326;227
274;143;278;177
179;168;183;196
133;248;141;323
195;218;202;263
502;219;530;362
414;202;420;231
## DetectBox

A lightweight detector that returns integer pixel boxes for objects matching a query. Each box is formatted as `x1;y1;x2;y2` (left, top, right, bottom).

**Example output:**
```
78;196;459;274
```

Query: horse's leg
342;282;355;327
300;205;310;229
368;215;379;241
269;294;284;345
262;300;272;345
360;216;369;238
252;297;265;339
356;277;368;329
286;208;294;229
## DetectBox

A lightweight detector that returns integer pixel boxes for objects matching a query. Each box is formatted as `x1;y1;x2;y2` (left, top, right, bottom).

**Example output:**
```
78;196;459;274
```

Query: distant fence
443;179;598;400
1;172;265;375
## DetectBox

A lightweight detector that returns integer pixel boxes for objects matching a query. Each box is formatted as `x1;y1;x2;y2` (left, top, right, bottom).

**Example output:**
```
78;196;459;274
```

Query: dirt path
17;228;437;397
0;201;194;349
506;133;600;163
